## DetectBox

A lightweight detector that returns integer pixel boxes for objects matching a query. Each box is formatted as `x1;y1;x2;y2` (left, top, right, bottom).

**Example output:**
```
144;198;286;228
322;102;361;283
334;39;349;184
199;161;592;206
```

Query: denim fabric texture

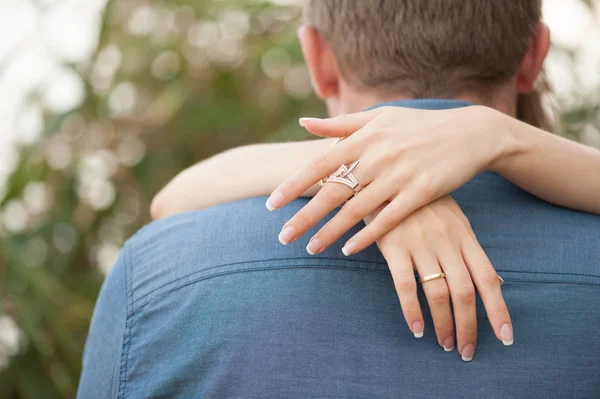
77;100;600;398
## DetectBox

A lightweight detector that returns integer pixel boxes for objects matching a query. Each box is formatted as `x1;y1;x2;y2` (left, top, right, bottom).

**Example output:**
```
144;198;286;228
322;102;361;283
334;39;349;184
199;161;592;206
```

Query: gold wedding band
419;272;446;284
419;273;503;285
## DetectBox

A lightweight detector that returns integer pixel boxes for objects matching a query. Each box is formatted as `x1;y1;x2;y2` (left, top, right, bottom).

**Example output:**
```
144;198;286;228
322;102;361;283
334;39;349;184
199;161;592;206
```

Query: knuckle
401;165;417;182
293;211;313;230
434;319;455;336
453;284;476;304
279;180;295;194
481;267;501;287
490;302;509;318
420;180;436;199
342;201;365;220
428;284;450;305
371;143;392;164
457;322;478;339
459;214;473;230
401;301;422;318
415;174;437;198
430;221;449;240
311;152;330;171
281;179;302;196
410;225;427;244
395;277;417;295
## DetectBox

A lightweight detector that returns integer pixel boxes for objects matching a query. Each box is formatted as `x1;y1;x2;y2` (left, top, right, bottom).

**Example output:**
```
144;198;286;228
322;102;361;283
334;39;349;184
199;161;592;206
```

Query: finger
378;243;424;338
342;186;427;255
266;139;360;211
307;181;394;255
279;181;354;247
436;243;478;358
413;251;455;357
299;107;385;138
462;236;513;346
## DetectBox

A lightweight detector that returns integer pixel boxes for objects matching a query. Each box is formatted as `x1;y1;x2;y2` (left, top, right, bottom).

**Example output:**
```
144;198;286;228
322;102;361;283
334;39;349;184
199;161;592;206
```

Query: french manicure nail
412;321;423;338
443;337;455;352
500;323;513;346
266;192;284;211
342;241;357;256
307;238;322;255
278;226;297;245
461;343;475;362
299;117;321;127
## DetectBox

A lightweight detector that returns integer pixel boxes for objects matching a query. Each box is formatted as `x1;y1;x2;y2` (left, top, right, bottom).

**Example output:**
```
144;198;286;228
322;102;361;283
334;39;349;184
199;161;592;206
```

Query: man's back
78;170;600;398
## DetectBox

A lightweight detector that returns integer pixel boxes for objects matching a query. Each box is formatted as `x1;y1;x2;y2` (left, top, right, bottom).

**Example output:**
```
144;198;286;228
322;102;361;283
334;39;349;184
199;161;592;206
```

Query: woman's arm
490;112;600;215
270;105;600;256
153;106;600;222
150;139;332;219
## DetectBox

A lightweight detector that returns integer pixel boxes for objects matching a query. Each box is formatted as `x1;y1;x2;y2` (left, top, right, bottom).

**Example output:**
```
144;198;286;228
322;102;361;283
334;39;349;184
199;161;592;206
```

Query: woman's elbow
150;192;172;220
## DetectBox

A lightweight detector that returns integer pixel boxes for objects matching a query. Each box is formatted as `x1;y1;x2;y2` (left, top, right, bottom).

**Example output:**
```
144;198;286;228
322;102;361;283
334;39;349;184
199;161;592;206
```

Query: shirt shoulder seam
117;244;135;399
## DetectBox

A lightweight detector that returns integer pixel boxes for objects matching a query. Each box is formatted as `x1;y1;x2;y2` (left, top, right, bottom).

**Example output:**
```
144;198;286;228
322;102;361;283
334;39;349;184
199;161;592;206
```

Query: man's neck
331;85;518;117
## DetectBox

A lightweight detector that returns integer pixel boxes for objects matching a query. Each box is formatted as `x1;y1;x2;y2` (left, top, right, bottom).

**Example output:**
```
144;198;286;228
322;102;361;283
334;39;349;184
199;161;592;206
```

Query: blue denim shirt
78;100;600;398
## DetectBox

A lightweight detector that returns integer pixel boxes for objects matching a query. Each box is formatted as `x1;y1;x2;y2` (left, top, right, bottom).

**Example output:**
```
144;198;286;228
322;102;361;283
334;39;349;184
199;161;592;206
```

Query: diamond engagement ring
318;137;364;192
319;160;363;192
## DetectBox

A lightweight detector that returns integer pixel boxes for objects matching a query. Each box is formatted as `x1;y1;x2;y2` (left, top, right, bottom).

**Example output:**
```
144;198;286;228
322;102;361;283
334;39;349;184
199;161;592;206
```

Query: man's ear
516;23;551;94
298;25;341;100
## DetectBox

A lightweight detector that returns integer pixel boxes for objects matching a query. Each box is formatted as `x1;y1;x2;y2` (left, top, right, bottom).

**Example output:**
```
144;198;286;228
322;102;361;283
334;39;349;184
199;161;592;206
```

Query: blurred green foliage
0;0;323;397
0;0;598;397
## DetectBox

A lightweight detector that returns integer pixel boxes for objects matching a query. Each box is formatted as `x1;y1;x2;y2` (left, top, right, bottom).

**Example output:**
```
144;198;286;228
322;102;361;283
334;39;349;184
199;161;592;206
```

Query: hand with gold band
364;195;509;361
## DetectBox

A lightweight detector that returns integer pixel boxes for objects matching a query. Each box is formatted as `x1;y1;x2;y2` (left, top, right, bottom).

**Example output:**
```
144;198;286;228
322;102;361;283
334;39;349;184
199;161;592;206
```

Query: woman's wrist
475;106;530;175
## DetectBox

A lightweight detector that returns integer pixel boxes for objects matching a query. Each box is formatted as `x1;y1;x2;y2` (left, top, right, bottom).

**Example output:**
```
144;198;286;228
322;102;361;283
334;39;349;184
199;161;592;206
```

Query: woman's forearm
150;139;331;219
490;112;600;215
152;107;600;220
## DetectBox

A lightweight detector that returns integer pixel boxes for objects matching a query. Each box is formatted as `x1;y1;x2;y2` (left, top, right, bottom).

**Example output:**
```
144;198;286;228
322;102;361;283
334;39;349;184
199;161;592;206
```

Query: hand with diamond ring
266;105;600;256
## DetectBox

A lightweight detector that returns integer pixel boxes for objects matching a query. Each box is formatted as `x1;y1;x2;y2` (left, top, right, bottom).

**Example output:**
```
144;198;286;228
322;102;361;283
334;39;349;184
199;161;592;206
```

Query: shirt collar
369;98;474;111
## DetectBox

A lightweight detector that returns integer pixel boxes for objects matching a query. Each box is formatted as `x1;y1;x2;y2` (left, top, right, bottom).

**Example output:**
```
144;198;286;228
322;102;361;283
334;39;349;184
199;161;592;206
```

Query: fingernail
278;226;297;245
443;337;455;352
342;241;357;256
500;323;513;346
306;237;322;255
299;117;321;127
412;321;423;338
266;192;284;211
498;275;505;286
461;344;475;362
